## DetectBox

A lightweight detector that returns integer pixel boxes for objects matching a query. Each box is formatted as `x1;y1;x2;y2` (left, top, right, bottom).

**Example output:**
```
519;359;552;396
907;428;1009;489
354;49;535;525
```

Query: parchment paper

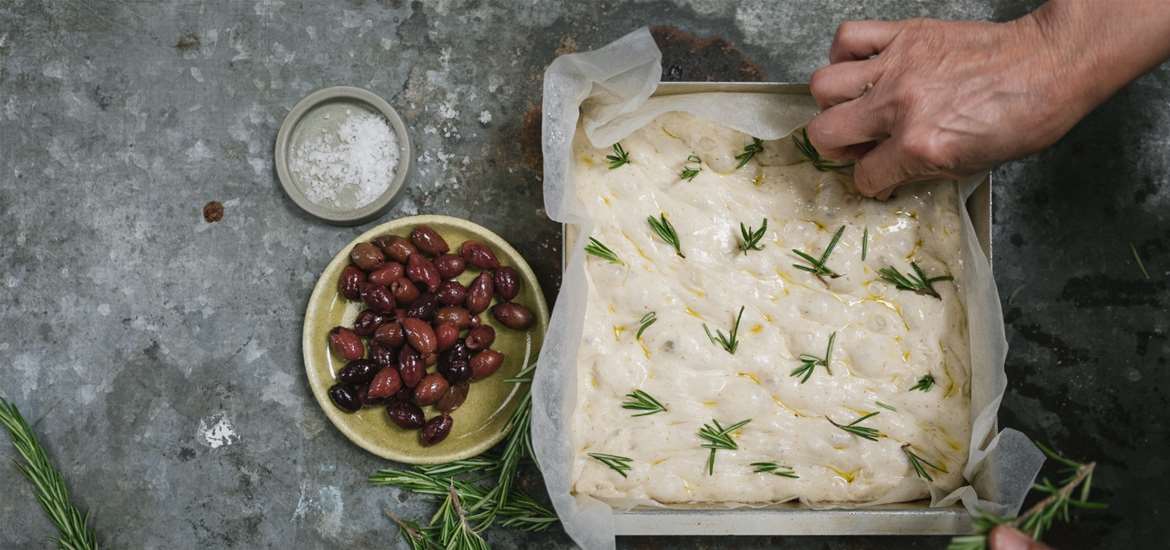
532;27;1045;550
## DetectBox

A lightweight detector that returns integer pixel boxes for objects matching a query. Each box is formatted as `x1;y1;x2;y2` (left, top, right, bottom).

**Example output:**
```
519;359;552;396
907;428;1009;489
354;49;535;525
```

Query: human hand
988;525;1054;550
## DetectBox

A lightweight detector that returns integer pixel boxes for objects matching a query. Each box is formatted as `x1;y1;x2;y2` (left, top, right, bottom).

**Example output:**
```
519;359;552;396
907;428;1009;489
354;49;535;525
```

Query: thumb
988;526;1055;550
852;138;919;198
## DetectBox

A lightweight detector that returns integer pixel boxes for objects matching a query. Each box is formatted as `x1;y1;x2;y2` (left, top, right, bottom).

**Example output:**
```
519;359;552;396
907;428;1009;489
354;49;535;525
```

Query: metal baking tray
560;82;991;536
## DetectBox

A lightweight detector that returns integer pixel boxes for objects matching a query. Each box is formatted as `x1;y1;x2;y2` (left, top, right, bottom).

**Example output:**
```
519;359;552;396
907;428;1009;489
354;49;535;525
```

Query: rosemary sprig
735;137;764;169
680;154;702;182
862;226;869;261
738;218;767;254
703;305;744;355
635;311;657;340
433;485;490;550
386;509;439;550
751;462;799;479
947;443;1102;550
584;237;623;265
588;452;634;478
792;225;845;286
910;373;936;392
902;444;946;482
827;411;883;441
792;127;852;171
1130;242;1150;279
622;389;667;417
697;418;752;475
878;262;953;299
606;142;630;169
0;398;98;550
647;213;685;258
790;331;836;383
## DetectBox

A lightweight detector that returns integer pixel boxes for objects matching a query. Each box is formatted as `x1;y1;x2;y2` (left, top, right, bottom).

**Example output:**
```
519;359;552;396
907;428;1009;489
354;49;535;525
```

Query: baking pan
560;81;992;536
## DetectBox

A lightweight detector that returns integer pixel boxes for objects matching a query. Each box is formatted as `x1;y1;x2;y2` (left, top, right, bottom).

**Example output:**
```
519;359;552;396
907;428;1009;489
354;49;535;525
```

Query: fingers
852;137;919;198
829;20;906;63
806;97;891;158
809;60;883;109
988;526;1054;550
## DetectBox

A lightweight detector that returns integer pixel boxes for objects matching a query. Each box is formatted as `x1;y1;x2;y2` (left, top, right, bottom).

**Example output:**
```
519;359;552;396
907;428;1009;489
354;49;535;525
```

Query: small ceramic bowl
275;86;411;225
303;215;549;464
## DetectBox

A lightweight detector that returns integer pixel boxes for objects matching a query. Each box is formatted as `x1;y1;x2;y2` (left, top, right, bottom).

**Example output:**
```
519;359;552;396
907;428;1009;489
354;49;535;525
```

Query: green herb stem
647;213;685;258
606;143;630;169
703;306;744;355
697;419;752;475
827;411;883;441
739;218;768;254
878;262;953;299
584;237;623;265
621;390;667;417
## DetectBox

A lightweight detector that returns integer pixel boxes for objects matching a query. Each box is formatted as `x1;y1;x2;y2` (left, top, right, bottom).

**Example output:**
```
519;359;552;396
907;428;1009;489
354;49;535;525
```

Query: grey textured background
1;1;1166;548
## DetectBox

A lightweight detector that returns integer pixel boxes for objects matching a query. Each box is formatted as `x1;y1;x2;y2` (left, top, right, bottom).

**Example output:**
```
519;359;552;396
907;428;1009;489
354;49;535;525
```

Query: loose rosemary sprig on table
584;237;623;265
878;262;953;299
647;213;685;258
735;137;764;169
697;418;752;475
793;127;852;171
635;311;657;340
606;142;630;169
588;452;634;478
827;411;883;442
0;397;99;550
790;331;836;383
751;462;799;479
792;225;845;286
703;305;744;355
902;444;947;482
947;443;1102;550
622;389;667;416
910;373;936;392
680;154;702;182
1130;242;1151;279
738;218;767;254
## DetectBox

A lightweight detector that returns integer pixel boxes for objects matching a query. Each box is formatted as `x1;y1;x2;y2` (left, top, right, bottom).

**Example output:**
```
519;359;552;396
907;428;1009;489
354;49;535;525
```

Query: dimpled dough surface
570;112;971;505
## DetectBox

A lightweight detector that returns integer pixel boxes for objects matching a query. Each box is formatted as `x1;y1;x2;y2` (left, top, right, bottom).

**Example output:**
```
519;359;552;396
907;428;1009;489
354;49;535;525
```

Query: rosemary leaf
1131;242;1151;280
635;311;657;340
606;143;630;169
622;389;667;416
878;262;953;299
902;444;946;482
790;331;836;383
792;128;853;171
698;419;752;475
827;411;883;442
588;452;633;478
0;398;98;550
647;213;685;258
875;400;898;412
751;462;799;479
792;225;845;286
735;138;764;169
703;306;744;354
680;154;702;182
584;237;623;265
738;218;768;254
910;373;936;392
862;226;869;261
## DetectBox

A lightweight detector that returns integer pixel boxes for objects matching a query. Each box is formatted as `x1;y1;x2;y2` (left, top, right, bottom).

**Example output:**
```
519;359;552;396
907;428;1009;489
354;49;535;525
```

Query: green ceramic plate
303;215;549;464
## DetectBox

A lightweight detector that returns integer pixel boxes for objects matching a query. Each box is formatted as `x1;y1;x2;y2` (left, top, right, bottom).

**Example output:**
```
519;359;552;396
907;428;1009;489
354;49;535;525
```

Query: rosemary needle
792;128;852;171
1131;242;1151;279
875;400;898;412
902;444;946;482
751;462;799;479
910;373;936;392
862;226;869;261
635;311;657;340
878;262;953;299
792;225;846;286
588;452;634;478
698;418;752;475
622;389;667;416
584;237;623;265
790;331;836;383
606;143;630;169
647;213;685;258
735;137;764;169
738;218;767;254
680;154;702;182
703;306;744;354
827;411;883;441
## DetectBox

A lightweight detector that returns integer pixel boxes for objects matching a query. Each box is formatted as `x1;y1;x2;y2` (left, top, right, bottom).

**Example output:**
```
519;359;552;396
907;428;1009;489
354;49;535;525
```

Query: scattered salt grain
290;110;399;209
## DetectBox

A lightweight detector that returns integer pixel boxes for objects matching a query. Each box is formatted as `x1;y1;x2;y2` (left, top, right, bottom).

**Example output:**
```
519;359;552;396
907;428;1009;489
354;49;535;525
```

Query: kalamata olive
394;386;413;402
406;293;438;321
422;352;438;367
435;306;472;329
434;254;466;279
459;240;500;270
491;302;534;330
328;327;364;360
436;382;470;412
329;384;362;413
446;341;471;364
398;347;425;388
436;280;468;306
469;314;482;328
438;355;472;384
413;373;449;406
366;367;403;400
360;284;396;313
390;276;420;305
419;414;454;446
368;262;405;286
350;242;386;272
369;341;397;368
401;318;438;354
410;225;450;256
338;265;366;301
434;323;460;352
466;273;494;314
407;254;441;292
386;400;426;430
352;309;389;337
470;349;505;380
373;321;405;348
465;325;496;351
380;235;417;263
338;359;379;385
493;266;521;301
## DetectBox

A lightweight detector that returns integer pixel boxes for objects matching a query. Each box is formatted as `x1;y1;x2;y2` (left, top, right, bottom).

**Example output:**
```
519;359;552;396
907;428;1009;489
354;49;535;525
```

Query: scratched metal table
0;1;1165;548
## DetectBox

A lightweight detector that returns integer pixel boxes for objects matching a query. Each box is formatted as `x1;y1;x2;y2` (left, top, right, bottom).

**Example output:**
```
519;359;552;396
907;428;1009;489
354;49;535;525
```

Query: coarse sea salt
290;109;399;209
